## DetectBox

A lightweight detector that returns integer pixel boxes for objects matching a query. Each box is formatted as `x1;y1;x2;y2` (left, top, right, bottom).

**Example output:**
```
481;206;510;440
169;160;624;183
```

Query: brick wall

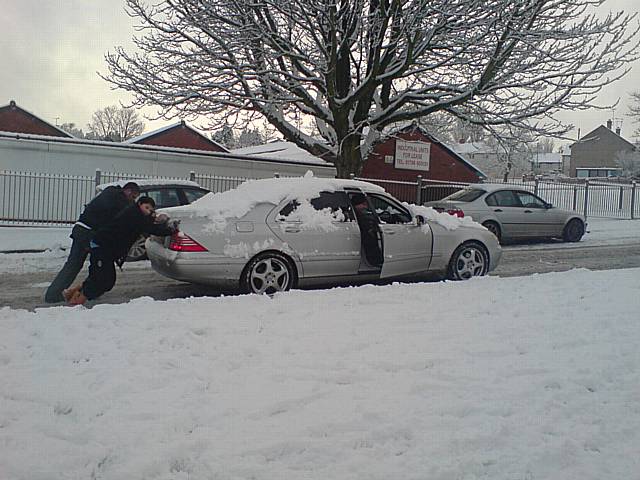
361;129;481;183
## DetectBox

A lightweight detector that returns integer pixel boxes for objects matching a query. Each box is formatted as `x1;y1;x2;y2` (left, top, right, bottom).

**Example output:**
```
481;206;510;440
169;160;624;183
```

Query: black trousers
45;225;93;303
81;247;117;301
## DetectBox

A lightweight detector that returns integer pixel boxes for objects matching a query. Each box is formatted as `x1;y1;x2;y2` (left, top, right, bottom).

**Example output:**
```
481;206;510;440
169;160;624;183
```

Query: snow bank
0;226;71;253
168;172;384;233
1;269;639;479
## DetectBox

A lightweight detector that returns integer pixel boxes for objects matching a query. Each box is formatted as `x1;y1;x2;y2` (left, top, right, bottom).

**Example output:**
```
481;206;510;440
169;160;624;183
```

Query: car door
366;193;432;278
485;190;526;238
271;191;362;278
513;190;560;237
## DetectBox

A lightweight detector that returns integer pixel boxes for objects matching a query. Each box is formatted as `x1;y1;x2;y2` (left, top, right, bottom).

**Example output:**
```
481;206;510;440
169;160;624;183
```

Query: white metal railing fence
0;169;253;226
354;174;639;220
2;170;638;225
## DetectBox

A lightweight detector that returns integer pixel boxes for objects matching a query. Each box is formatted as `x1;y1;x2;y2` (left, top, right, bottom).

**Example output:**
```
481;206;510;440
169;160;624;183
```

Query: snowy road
1;240;639;310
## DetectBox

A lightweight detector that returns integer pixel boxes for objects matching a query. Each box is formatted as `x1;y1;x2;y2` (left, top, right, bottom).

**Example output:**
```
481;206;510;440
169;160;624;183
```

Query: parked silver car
424;183;586;243
146;177;501;294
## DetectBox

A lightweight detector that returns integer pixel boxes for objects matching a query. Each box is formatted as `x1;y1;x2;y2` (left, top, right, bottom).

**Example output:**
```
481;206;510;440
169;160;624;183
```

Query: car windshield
444;188;485;202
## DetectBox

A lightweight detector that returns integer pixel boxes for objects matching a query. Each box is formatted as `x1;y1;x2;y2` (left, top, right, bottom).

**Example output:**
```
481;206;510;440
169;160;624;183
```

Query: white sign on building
394;140;431;171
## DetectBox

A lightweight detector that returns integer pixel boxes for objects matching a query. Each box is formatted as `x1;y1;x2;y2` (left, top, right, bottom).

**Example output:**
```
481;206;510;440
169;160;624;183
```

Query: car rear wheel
482;221;502;243
563;219;585;242
126;235;148;262
447;242;489;280
242;252;295;295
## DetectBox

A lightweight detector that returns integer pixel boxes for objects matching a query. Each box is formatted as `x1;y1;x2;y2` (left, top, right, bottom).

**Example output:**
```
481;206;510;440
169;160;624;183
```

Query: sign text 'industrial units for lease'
394;140;430;171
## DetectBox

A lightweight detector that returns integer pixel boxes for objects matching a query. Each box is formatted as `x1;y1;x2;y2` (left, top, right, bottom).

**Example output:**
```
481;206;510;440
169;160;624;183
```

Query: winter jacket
77;186;131;230
92;204;175;259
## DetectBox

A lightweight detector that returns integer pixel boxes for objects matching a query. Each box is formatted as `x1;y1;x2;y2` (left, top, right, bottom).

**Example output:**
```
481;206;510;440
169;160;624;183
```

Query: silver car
424;183;586;243
147;178;502;294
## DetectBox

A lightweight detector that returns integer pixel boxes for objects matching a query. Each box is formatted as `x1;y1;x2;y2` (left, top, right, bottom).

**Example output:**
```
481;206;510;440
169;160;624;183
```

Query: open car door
367;193;433;278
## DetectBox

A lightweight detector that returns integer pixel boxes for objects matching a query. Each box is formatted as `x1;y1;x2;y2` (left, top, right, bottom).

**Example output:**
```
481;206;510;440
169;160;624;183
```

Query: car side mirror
545;202;553;209
416;214;426;225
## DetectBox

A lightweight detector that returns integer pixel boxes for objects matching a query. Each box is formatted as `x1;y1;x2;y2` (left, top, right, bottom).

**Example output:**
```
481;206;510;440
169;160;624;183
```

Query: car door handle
494;209;503;212
381;228;396;235
284;226;301;233
524;210;532;213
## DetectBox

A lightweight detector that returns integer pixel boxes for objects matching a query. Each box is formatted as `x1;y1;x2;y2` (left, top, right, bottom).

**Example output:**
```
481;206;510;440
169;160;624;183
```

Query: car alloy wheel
245;252;294;295
126;235;148;262
448;242;489;280
563;219;584;242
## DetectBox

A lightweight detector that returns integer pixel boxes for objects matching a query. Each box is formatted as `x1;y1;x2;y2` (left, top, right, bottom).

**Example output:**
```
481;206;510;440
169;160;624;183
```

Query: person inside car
45;182;140;303
63;196;179;306
350;193;383;268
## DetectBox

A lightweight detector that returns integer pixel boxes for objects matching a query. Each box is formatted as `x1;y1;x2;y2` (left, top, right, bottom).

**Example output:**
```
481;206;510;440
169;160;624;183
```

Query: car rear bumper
146;238;244;289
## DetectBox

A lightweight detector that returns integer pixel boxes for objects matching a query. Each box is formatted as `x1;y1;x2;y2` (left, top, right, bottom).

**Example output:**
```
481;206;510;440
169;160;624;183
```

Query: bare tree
534;138;556;154
104;0;639;177
87;105;145;142
59;122;85;138
628;91;640;140
616;150;640;179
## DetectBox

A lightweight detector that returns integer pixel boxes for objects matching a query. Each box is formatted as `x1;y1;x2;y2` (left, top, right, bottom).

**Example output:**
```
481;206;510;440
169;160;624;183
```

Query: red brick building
0;100;72;138
362;124;485;183
126;120;229;152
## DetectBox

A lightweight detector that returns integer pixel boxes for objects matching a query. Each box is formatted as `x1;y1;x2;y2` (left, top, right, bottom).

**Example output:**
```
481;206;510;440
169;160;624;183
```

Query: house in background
359;124;485;201
0;100;72;138
126;120;229;153
569;120;636;177
530;152;563;174
0;101;336;179
231;141;330;166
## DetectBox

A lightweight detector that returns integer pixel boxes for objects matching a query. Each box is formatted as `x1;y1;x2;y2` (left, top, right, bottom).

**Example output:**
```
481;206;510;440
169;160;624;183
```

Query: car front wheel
562;219;585;242
447;241;489;280
241;252;295;295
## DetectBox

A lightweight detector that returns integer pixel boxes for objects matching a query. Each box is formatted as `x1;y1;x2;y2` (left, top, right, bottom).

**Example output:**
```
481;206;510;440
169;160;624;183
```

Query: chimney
606;119;612;130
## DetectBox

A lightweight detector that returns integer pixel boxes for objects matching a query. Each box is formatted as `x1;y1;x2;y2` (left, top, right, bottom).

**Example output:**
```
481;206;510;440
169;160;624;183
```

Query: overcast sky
2;0;639;143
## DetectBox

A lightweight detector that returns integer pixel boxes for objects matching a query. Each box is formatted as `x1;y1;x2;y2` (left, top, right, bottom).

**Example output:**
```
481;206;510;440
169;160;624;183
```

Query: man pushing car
64;196;179;306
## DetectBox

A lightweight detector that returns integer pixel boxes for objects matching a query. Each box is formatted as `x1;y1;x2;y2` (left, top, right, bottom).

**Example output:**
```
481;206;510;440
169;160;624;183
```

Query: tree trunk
334;135;363;178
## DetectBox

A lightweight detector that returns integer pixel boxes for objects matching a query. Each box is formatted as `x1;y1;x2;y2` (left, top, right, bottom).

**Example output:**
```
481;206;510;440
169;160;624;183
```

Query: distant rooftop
231;141;329;165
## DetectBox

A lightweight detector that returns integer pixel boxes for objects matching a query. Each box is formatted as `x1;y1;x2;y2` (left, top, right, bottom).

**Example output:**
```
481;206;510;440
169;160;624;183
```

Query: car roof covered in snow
166;173;386;233
97;179;204;191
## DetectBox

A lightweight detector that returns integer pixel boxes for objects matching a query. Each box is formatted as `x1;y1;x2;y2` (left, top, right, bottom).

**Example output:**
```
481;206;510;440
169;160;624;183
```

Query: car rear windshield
444;188;485;202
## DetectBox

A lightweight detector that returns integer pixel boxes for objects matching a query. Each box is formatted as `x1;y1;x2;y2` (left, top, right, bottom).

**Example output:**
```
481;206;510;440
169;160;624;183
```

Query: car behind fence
0;169;255;226
1;170;638;225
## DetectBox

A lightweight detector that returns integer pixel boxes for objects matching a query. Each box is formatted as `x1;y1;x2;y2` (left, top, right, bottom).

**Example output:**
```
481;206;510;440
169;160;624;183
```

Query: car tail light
446;208;465;218
168;232;208;252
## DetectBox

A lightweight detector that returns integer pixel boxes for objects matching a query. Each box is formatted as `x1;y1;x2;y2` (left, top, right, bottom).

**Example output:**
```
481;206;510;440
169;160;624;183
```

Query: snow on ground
1;268;639;479
0;226;71;253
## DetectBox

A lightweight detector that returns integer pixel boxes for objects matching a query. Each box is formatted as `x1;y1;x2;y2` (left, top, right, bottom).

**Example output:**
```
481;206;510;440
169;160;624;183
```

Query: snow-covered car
424;183;586;243
97;179;209;260
146;175;501;294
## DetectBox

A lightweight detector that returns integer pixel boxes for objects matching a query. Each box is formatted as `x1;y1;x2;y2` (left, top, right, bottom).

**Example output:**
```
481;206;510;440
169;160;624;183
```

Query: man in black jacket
64;196;178;305
45;182;140;303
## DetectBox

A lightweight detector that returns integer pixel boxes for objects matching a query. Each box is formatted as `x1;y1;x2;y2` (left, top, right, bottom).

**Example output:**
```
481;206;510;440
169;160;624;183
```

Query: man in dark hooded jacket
350;193;383;267
64;196;178;305
45;182;140;303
